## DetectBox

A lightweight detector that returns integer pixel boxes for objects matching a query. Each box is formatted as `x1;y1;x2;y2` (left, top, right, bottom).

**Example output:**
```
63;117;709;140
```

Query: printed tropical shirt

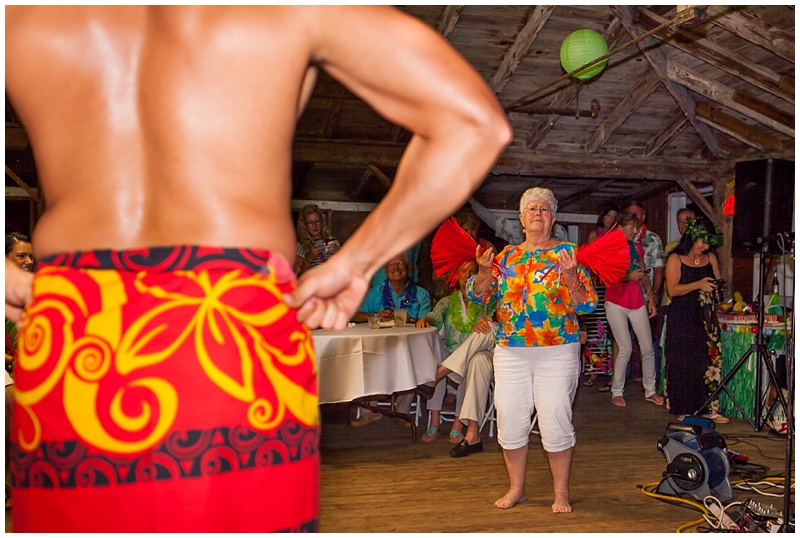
466;243;597;347
638;228;664;287
426;290;496;353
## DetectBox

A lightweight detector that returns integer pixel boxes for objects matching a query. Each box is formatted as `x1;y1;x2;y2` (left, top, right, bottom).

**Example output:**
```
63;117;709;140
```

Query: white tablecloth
312;325;446;404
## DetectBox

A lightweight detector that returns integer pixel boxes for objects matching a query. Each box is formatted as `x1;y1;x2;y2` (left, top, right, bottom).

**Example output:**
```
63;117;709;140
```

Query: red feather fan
430;217;480;288
577;227;629;286
431;216;630;288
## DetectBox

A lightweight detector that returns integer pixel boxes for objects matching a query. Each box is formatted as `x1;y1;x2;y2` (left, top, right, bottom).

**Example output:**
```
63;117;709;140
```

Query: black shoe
415;383;436;400
449;439;483;458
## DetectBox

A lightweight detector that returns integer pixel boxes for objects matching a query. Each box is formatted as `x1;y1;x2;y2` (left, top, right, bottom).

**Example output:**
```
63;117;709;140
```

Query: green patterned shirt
426;290;495;353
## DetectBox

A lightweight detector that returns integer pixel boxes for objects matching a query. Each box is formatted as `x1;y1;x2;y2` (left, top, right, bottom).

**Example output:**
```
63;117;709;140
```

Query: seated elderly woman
468;187;597;513
415;260;496;455
350;253;432;426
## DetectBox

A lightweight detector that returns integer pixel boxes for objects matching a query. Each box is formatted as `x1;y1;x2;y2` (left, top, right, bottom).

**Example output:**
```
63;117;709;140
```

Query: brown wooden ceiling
6;5;795;218
290;5;795;215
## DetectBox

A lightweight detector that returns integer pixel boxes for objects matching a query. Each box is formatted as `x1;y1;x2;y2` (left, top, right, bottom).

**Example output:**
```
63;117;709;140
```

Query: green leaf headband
684;217;723;246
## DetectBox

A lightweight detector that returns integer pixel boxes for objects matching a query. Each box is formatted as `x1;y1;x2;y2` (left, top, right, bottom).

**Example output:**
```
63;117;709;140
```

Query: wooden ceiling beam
584;69;660;154
636;8;793;105
523;16;624;150
618;180;673;206
676;177;722;228
436;5;464;39
489;5;555;95
558;179;616;210
707;6;794;63
6;126;29;151
292;139;722;182
666;59;794;138
695;102;789;154
644;112;688;157
366;163;393;188
6;165;39;202
351;168;374;199
612;6;720;157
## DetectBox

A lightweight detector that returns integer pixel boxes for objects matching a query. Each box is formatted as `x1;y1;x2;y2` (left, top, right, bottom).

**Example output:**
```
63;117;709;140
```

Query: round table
311;324;446;405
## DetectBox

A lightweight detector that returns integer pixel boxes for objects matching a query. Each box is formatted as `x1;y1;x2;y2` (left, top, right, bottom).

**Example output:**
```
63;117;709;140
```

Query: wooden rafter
523;16;624;150
612;6;720;157
644;112;688;157
636;8;793;104
436;5;464;39
351;168;374;199
707;6;794;63
676;177;722;228
292;139;722;182
666;59;794;138
5;165;39;202
695;102;789;154
619;180;672;206
558;179;616;210
584;69;660;154
366;163;392;188
489;5;554;94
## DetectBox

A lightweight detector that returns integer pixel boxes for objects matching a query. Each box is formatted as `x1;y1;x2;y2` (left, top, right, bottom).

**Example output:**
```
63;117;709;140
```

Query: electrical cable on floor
639;477;795;533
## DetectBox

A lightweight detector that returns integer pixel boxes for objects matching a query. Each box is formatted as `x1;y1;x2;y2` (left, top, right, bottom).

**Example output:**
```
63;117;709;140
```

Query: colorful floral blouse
466;243;597;347
426;290;496;353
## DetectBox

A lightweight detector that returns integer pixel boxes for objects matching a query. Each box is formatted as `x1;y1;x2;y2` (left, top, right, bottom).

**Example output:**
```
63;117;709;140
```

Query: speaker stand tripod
696;250;789;432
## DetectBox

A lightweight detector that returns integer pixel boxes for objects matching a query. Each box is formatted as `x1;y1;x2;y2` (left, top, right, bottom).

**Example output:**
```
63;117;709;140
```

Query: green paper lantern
560;29;608;80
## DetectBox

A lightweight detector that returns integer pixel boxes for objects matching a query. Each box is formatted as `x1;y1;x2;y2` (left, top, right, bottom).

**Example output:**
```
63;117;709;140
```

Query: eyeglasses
305;219;322;226
386;261;406;269
523;205;551;215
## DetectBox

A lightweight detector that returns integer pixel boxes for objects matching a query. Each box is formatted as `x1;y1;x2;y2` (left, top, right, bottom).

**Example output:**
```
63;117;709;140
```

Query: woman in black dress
664;218;728;422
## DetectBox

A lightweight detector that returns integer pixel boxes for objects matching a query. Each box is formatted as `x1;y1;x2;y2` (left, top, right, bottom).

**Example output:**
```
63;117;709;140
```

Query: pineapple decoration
732;292;749;313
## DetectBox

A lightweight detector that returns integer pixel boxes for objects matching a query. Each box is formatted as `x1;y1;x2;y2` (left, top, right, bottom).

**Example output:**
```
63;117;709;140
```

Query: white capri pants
604;302;657;399
493;343;580;452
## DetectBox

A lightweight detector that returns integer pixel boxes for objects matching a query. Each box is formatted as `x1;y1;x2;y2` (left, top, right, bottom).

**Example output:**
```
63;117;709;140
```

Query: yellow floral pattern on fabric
15;265;317;455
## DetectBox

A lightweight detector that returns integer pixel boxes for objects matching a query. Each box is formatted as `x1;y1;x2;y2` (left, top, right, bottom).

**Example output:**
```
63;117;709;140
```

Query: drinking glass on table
367;313;381;329
394;308;408;328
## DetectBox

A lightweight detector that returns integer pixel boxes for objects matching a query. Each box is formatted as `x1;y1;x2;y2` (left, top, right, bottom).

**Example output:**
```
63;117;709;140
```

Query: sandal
448;430;465;444
702;412;730;424
421;427;439;442
597;384;611;392
582;378;596;387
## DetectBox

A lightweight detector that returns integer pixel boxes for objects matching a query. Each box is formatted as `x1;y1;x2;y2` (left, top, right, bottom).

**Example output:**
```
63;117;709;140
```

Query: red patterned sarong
11;246;318;532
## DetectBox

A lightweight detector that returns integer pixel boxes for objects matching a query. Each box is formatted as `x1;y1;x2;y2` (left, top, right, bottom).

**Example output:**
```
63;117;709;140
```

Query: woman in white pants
467;188;597;513
605;213;664;407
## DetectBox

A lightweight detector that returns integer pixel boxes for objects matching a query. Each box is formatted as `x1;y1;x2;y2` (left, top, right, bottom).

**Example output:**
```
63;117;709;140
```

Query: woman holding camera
294;204;340;275
664;217;727;423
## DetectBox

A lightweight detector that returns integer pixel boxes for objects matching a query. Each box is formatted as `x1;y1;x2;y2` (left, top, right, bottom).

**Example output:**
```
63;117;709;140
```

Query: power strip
707;502;736;530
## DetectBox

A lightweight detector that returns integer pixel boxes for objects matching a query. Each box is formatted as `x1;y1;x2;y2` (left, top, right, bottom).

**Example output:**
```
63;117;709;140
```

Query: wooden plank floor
318;378;792;533
4;377;791;532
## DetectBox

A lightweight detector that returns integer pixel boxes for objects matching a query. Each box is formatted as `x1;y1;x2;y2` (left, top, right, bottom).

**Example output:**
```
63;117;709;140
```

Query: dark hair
673;218;717;255
5;233;30;256
676;207;696;220
595;203;619;228
616;212;641;228
624;201;645;214
455;208;480;230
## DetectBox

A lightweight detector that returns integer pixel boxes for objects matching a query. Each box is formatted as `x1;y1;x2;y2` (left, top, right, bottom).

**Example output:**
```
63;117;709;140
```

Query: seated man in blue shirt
350;253;433;427
352;253;431;323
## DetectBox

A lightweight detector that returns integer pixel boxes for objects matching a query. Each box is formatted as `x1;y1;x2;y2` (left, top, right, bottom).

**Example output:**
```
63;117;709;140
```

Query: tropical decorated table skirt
718;323;787;421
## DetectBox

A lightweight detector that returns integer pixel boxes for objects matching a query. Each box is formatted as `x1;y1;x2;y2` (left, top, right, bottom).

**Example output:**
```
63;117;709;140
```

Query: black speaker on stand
700;159;792;431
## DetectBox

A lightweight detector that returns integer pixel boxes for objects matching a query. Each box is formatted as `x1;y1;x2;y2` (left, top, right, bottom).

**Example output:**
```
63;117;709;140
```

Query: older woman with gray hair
467;187;597;513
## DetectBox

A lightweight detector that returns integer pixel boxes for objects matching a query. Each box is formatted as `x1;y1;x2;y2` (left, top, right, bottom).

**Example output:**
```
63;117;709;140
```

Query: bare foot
552;494;572;513
495;488;527;509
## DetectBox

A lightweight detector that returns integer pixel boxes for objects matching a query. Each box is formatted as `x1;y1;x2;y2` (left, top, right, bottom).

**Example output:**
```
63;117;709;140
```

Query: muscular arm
286;7;512;329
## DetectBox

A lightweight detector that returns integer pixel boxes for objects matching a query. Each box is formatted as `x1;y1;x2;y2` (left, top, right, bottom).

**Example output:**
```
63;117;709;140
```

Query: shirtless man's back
5;6;510;532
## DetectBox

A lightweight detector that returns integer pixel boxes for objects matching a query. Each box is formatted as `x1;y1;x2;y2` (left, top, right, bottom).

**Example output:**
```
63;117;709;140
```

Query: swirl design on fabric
14;257;318;456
